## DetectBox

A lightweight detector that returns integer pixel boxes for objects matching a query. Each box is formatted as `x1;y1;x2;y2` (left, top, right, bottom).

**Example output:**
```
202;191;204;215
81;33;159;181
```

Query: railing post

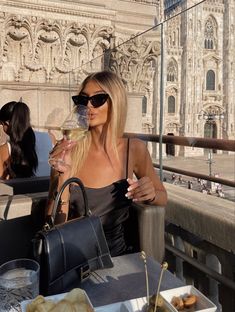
159;22;164;181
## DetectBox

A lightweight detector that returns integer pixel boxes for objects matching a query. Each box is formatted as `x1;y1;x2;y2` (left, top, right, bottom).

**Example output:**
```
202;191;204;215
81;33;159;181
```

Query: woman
47;70;167;256
0;101;38;179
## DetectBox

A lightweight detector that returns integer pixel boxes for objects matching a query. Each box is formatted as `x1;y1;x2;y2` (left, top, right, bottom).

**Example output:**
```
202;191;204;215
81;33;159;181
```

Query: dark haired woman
0;101;38;179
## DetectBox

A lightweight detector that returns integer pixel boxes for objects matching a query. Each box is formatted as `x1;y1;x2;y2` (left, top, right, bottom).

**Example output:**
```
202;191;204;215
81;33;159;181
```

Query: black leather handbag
33;177;113;296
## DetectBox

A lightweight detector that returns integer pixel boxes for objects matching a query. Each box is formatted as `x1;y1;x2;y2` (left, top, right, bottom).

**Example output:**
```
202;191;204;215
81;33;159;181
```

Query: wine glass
60;105;88;141
48;105;88;167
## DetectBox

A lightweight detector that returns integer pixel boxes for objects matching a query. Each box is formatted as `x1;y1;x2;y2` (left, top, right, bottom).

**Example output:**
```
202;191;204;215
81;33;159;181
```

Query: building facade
0;0;161;138
164;0;235;156
0;0;234;156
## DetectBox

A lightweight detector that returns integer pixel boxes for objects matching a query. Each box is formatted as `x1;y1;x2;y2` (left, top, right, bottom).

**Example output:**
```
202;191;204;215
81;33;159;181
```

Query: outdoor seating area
1;172;232;310
0;133;234;312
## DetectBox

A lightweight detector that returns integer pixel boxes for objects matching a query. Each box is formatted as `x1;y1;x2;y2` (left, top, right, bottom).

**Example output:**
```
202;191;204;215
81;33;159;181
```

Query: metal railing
125;133;235;188
124;133;235;310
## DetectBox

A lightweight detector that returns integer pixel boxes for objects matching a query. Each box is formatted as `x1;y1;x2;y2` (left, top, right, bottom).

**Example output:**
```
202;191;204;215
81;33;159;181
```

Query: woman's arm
0;144;9;179
45;140;76;224
126;139;167;206
46;170;71;224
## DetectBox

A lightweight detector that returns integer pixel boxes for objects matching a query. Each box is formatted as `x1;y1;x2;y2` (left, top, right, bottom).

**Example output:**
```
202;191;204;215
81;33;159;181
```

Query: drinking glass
0;258;40;312
60;105;89;141
48;105;89;167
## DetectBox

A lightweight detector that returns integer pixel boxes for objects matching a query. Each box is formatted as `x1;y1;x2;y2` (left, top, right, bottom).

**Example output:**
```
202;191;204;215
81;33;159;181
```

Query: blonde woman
46;70;167;256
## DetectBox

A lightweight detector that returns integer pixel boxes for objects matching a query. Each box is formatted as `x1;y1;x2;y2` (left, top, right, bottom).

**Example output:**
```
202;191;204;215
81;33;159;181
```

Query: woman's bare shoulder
130;138;147;154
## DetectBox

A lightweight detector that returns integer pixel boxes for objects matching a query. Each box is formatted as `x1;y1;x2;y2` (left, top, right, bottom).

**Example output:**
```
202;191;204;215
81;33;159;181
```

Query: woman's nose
87;101;94;109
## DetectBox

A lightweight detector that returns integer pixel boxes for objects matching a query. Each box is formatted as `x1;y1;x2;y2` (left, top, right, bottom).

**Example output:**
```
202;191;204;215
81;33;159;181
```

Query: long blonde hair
70;70;127;176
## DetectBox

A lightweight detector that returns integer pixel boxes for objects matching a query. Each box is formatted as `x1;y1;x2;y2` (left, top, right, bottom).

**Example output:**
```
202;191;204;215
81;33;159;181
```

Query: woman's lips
89;113;96;120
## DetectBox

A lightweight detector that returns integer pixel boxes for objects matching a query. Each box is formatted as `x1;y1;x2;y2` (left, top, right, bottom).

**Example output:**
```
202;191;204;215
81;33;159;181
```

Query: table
80;253;184;307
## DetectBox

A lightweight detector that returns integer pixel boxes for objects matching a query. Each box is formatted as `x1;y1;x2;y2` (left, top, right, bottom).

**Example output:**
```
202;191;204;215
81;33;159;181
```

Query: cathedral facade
0;0;234;156
164;0;235;156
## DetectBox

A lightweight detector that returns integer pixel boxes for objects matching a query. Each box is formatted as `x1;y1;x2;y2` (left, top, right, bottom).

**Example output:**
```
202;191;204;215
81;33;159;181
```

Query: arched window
168;96;175;113
206;70;215;90
167;59;178;82
204;17;217;50
204;39;213;49
142;96;147;115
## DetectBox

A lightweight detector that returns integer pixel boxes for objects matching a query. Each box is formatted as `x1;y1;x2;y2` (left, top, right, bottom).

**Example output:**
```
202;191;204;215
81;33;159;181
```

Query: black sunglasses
72;93;109;108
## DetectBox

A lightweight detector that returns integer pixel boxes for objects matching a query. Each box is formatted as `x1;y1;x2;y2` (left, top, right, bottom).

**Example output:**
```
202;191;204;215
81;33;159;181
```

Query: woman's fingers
51;160;71;173
49;140;76;158
48;140;76;174
126;177;155;202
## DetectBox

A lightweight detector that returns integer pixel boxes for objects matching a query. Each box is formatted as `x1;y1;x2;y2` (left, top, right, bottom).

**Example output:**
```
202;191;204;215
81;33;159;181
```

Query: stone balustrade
164;183;235;312
165;183;235;253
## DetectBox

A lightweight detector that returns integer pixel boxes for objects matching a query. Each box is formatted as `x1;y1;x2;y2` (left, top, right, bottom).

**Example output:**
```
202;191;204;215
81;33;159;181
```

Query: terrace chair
125;202;165;263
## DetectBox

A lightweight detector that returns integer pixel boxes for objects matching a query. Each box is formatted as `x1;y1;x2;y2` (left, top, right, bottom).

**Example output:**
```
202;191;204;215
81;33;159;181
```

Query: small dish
160;285;217;312
20;289;94;312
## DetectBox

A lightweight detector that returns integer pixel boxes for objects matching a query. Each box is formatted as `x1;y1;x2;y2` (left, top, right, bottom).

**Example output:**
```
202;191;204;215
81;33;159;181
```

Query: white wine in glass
48;105;88;167
61;105;88;141
61;127;86;141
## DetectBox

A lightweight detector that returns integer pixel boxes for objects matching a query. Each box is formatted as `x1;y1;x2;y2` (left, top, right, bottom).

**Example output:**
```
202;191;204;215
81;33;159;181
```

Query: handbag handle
51;177;89;226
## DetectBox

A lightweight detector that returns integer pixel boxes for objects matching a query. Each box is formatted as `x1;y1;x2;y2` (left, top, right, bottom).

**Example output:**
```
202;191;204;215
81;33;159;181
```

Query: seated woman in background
47;70;167;257
0;101;38;179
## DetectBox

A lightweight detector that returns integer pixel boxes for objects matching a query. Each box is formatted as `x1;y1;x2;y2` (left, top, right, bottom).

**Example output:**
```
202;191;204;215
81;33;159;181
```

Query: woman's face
81;80;109;129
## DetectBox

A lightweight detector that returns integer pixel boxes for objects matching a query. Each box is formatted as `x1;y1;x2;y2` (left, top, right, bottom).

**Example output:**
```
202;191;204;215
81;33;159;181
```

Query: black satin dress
69;140;132;257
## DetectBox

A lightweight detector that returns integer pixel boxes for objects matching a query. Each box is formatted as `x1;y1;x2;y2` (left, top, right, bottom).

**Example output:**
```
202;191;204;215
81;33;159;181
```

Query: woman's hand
48;139;76;176
126;177;156;203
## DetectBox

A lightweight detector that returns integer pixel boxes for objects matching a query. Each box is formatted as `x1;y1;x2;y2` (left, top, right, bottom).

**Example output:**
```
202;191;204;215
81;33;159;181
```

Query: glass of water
0;258;40;312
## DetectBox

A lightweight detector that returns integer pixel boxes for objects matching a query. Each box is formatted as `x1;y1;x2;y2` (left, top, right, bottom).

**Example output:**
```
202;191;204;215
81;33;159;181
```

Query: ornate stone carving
110;35;161;92
166;122;182;133
204;105;224;116
165;14;181;48
0;13;114;83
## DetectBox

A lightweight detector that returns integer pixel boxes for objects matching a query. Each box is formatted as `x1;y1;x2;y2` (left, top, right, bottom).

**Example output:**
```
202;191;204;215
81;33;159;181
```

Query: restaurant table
79;253;184;307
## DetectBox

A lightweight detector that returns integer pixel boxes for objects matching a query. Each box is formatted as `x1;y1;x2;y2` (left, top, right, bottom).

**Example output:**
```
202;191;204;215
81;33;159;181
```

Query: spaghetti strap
126;138;130;179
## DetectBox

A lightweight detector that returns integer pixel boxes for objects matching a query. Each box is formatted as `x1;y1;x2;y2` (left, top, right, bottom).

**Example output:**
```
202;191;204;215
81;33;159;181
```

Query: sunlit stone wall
0;0;160;135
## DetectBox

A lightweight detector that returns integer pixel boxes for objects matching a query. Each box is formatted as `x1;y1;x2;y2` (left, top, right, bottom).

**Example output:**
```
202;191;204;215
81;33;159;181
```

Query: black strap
51;177;89;226
3;196;13;220
126;138;130;179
